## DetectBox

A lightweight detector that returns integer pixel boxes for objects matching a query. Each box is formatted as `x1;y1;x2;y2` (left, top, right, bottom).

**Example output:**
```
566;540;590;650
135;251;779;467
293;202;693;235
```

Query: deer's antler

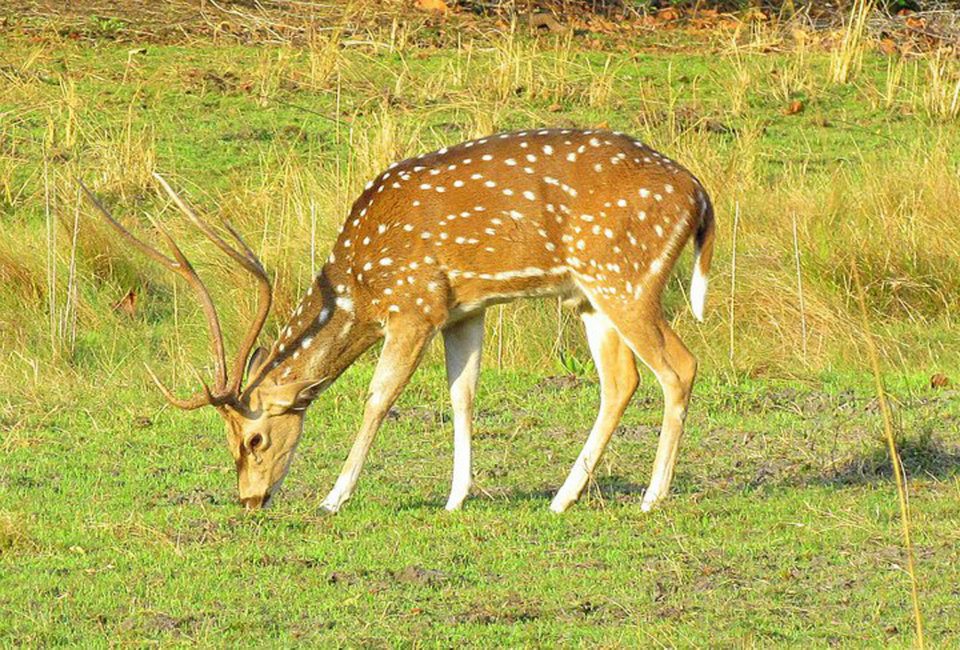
80;175;273;409
151;173;272;397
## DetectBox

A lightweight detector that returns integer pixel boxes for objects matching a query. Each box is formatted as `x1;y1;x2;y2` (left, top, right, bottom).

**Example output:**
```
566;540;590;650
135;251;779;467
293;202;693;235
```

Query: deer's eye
248;434;264;451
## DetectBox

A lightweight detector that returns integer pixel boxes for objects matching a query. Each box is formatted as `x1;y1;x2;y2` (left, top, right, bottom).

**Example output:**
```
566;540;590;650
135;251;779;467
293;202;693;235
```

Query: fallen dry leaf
879;38;898;56
547;103;562;112
595;120;609;129
415;0;448;14
930;373;949;389
905;16;926;30
784;100;804;115
657;8;680;22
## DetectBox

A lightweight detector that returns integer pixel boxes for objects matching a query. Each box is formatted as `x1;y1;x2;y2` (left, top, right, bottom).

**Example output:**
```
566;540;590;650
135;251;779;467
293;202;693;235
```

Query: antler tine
222;221;273;393
153;172;273;395
78;180;178;271
80;178;230;408
144;363;216;411
143;211;229;392
152;173;254;271
222;221;265;271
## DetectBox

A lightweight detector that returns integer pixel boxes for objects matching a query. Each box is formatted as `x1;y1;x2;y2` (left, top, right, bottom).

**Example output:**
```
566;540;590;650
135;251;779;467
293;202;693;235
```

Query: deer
82;127;715;514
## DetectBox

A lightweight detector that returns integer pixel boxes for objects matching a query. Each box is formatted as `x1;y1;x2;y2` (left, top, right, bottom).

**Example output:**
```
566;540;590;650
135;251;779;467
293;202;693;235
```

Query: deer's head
82;174;313;511
221;350;331;510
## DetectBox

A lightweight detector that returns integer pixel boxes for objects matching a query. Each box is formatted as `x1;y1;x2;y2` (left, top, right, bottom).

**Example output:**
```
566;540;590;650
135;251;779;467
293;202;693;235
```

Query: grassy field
3;368;960;645
2;4;959;646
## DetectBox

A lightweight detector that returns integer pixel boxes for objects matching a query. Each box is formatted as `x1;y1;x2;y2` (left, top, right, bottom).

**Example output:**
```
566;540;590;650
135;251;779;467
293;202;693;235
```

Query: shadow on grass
737;434;960;492
823;434;960;486
396;435;960;512
398;476;651;511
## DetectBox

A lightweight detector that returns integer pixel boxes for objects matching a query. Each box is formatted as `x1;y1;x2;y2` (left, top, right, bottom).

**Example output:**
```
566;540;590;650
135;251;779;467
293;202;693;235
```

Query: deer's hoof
317;503;340;517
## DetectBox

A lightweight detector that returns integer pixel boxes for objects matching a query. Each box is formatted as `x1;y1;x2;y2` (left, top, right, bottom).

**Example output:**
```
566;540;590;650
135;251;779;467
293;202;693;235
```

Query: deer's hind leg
550;307;639;513
601;304;697;513
636;319;697;511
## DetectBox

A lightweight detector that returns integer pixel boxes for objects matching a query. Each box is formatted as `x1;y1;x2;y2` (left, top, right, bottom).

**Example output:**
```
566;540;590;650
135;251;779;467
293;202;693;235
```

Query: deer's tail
689;194;715;322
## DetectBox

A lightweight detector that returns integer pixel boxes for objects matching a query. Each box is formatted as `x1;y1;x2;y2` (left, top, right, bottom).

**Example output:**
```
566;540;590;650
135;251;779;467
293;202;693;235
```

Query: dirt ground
3;0;954;52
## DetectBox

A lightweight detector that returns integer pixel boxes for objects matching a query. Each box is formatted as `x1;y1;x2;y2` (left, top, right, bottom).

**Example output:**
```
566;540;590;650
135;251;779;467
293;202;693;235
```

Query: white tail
90;128;715;514
689;199;716;322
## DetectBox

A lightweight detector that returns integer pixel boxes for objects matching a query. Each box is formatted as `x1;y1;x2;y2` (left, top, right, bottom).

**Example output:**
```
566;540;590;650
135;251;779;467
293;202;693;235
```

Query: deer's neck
258;266;378;392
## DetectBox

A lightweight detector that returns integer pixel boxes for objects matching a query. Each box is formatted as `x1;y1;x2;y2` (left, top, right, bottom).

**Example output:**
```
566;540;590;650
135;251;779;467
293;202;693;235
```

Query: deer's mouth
241;492;271;510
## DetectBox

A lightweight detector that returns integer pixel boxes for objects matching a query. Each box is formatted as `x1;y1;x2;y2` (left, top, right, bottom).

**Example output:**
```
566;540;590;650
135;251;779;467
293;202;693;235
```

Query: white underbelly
445;278;586;325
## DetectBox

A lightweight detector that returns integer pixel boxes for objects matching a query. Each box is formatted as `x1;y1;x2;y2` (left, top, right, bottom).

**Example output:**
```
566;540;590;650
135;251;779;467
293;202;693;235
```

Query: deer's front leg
320;317;435;513
442;312;485;511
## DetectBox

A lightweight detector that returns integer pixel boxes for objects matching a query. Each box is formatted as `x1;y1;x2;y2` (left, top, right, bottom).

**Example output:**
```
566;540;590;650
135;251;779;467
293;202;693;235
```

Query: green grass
3;27;960;380
3;367;959;645
2;11;960;646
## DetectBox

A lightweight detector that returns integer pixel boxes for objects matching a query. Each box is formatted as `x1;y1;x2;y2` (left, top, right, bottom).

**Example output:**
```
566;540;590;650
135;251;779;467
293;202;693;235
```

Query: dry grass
0;511;36;553
852;260;926;648
829;0;875;85
921;48;960;121
1;17;959;409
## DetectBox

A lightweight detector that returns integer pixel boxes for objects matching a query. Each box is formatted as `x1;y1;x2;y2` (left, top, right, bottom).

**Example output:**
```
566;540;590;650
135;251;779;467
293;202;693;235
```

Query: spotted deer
83;128;715;514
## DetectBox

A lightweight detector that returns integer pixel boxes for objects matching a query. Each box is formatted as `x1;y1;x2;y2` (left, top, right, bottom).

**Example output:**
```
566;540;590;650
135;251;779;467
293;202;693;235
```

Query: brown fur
91;129;715;512
250;128;714;513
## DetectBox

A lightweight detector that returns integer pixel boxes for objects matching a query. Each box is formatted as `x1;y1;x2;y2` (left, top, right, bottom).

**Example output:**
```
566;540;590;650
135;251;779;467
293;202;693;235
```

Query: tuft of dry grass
829;0;875;85
920;48;960;121
0;511;37;553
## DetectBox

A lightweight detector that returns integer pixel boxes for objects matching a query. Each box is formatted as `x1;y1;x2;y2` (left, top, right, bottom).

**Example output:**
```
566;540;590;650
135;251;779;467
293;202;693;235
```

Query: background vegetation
1;1;957;645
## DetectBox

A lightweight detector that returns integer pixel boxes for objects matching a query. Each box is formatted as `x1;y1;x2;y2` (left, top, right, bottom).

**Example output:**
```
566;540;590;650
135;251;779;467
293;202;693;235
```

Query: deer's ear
260;378;327;416
246;346;269;380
